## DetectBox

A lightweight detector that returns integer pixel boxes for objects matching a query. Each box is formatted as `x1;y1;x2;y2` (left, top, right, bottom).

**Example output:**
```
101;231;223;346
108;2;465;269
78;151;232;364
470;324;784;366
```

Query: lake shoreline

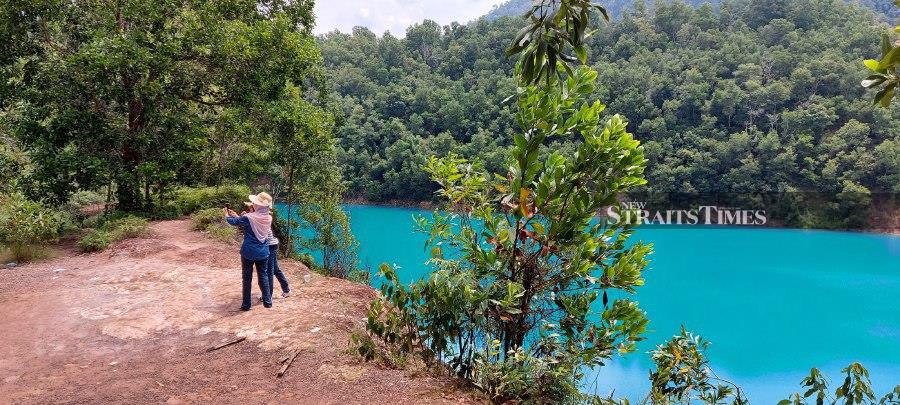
337;198;900;236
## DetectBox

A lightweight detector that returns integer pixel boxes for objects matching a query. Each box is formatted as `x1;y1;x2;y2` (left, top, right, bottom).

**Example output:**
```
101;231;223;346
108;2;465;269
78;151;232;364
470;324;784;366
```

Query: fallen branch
206;336;246;353
277;349;303;378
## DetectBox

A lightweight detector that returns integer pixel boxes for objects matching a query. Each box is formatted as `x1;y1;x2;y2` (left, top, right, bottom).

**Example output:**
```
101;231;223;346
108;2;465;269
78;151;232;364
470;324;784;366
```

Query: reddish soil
0;220;480;404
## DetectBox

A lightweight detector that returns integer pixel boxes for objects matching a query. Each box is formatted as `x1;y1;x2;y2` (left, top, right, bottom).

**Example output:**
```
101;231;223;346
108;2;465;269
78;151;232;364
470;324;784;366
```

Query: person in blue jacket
224;192;274;311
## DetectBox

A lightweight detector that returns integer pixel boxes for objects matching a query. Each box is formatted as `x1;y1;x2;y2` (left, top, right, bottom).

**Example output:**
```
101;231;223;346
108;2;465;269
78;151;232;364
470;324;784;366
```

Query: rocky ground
0;220;478;404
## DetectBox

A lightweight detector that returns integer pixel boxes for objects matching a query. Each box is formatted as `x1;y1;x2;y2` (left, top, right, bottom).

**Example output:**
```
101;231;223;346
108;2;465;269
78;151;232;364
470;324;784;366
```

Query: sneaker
282;291;291;298
240;306;251;312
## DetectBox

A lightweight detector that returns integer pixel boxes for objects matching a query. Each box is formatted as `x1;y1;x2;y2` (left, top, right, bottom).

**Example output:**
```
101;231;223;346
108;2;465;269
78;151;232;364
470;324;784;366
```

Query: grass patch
1;244;55;263
77;229;112;252
76;215;149;252
106;216;150;240
204;223;236;243
170;185;250;215
191;208;224;230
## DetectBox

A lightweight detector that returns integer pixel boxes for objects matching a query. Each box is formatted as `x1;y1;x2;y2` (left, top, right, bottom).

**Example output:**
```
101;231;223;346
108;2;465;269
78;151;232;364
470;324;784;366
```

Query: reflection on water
284;203;900;399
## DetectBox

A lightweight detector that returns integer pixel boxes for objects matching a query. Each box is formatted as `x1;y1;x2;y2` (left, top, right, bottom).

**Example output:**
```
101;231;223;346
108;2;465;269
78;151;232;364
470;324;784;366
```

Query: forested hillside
322;0;899;228
485;0;900;21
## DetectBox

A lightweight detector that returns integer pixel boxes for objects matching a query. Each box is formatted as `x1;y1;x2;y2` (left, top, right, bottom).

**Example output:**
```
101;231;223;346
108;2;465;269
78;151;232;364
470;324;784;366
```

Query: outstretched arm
224;209;245;226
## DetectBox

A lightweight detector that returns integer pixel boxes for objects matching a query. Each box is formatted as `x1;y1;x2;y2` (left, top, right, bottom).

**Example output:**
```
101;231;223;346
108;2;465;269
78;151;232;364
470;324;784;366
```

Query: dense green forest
322;0;899;228
485;0;900;21
0;0;356;271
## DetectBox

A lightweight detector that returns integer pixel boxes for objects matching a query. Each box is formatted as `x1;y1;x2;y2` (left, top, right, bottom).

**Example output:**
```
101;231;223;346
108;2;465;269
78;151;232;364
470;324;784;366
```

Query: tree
352;1;653;399
8;0;322;210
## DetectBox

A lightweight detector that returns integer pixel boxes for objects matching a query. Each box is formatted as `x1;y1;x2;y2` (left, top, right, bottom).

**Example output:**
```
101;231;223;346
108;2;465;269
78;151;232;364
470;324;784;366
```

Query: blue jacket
226;215;271;261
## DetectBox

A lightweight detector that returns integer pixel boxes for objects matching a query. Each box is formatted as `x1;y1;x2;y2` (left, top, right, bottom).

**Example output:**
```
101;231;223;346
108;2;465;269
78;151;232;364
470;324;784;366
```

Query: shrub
77;229;112;252
353;67;650;403
1;244;53;263
0;193;66;262
76;215;150;252
105;216;150;240
191;208;224;230
169;184;250;215
66;190;105;217
151;201;183;220
297;253;317;269
0;143;28;195
81;214;102;230
204;223;235;243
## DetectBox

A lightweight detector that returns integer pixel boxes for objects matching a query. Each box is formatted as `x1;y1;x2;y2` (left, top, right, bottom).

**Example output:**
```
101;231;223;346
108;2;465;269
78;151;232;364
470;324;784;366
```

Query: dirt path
0;220;478;404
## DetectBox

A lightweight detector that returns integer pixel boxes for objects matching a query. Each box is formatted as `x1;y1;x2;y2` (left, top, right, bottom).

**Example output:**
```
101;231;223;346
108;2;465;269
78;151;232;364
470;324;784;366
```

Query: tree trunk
114;4;145;212
285;164;295;250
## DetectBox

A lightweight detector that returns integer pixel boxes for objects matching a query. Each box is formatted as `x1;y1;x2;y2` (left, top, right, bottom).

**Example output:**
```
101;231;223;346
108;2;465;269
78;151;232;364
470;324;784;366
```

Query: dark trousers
266;244;290;296
241;257;271;309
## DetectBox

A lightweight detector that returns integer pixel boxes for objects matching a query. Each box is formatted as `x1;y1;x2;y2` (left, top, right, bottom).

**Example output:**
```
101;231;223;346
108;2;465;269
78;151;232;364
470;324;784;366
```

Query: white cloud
313;0;506;36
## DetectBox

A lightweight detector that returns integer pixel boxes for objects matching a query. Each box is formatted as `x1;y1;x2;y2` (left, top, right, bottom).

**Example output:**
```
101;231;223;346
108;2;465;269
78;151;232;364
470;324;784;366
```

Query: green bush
81;214;102;230
296;253;324;274
0;143;28;195
1;244;53;263
76;215;150;252
191;208;224;230
0;193;66;262
204;223;235;243
151;201;183;220
105;215;150;240
66;190;105;216
77;229;112;252
169;185;250;215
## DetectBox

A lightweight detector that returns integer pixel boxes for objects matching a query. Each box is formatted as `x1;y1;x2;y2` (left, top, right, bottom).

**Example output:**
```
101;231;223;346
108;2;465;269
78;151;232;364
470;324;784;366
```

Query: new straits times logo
606;202;767;226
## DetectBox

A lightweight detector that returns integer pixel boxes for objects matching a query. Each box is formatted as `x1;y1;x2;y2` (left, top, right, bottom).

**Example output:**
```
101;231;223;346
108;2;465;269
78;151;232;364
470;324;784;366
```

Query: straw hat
248;192;273;208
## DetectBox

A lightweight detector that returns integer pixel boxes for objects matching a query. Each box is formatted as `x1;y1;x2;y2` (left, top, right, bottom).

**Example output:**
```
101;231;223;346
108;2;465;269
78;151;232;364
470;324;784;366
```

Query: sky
313;0;506;37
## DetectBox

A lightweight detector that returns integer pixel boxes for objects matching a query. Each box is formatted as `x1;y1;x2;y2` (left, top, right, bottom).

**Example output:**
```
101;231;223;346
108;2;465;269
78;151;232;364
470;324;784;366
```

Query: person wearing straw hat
224;192;274;311
242;202;291;301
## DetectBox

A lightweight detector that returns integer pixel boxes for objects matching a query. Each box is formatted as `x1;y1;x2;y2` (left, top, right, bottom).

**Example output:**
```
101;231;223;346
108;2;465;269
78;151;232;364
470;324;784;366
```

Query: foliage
354;44;652;400
77;229;112;253
64;190;106;222
0;140;29;195
0;243;53;263
507;0;609;85
0;193;66;262
5;0;321;210
861;0;900;106
191;208;225;231
649;327;746;404
105;216;150;240
296;199;360;279
321;0;900;229
76;214;148;252
296;253;318;271
169;185;251;216
486;0;900;22
204;223;236;243
779;363;900;405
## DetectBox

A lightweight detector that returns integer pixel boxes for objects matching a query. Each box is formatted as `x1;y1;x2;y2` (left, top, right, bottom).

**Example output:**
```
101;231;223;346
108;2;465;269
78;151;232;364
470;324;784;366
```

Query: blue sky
313;0;506;36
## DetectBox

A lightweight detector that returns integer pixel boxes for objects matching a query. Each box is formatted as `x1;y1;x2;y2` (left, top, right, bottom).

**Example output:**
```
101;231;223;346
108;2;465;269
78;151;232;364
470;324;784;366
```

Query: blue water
292;203;900;401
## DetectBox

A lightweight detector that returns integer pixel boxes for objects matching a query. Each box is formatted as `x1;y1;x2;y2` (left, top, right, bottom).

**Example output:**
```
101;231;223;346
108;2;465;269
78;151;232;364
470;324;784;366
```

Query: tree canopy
322;0;899;228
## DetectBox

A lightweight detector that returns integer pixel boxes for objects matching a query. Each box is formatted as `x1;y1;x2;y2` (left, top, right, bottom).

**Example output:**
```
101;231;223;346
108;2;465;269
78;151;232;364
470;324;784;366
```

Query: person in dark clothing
266;233;290;298
224;192;274;310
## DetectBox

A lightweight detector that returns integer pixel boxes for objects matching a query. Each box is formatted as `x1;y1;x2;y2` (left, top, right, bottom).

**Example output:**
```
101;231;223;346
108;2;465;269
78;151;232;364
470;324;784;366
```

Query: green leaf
878;47;899;70
863;59;880;71
574;45;587;64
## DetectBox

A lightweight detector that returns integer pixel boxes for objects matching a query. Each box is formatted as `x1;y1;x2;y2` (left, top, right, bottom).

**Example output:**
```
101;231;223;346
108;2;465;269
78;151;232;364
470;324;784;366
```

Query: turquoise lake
291;203;900;402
